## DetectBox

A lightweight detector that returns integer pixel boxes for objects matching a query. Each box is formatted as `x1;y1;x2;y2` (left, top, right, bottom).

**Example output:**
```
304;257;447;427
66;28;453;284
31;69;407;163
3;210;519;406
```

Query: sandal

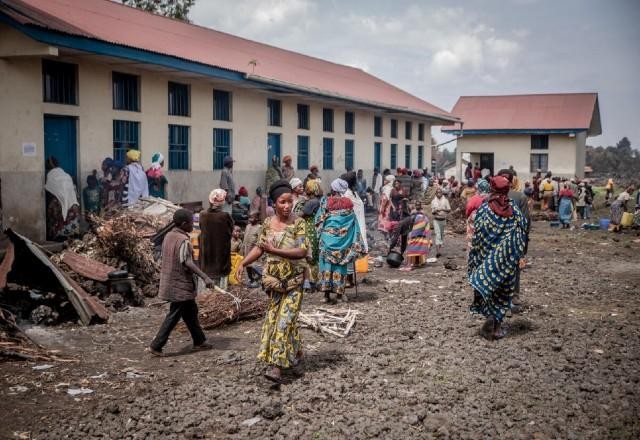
264;367;282;383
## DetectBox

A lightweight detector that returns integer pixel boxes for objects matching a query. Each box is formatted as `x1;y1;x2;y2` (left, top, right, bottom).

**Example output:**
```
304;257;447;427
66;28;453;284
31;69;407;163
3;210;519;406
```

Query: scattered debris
1;307;60;361
32;364;54;370
182;288;268;331
299;308;360;338
66;387;94;396
8;385;28;394
385;279;420;284
241;416;262;427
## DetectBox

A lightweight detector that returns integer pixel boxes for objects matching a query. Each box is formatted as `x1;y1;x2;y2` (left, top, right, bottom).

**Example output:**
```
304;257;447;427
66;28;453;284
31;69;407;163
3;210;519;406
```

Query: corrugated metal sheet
1;0;455;121
443;93;600;133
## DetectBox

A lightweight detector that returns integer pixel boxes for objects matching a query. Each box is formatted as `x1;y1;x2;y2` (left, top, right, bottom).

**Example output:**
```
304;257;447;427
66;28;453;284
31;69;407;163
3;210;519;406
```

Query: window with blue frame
374;142;382;170
405;121;412;140
213;90;231;121
323;138;334;170
168;81;190;116
531;135;549;149
213;128;232;170
113;120;139;163
345;111;355;134
390;119;398;138
405;145;412;168
418;123;425;141
374;116;382;137
42;59;77;105
390;143;397;169
323;108;334;132
112;72;139;111
168;125;189;170
297;135;309;170
418;145;424;169
297;104;310;130
345;139;355;170
267;99;281;126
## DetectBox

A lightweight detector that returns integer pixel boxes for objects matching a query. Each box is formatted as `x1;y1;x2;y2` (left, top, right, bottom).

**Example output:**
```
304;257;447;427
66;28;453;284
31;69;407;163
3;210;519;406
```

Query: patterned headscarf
476;179;490;195
151;152;164;170
289;177;303;189
331;178;348;195
208;188;227;208
488;176;513;217
305;179;322;197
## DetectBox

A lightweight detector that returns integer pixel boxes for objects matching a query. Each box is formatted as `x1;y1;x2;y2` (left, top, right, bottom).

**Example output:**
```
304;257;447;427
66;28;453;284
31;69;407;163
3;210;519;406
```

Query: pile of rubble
0;197;182;328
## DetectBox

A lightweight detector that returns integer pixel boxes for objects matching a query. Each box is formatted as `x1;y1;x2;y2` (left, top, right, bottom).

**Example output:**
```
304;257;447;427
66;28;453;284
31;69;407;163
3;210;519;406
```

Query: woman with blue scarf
468;176;527;340
315;178;365;304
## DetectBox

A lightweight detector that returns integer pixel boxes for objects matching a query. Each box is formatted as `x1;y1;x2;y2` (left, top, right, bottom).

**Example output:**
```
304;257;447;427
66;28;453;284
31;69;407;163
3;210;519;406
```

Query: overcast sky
191;0;640;148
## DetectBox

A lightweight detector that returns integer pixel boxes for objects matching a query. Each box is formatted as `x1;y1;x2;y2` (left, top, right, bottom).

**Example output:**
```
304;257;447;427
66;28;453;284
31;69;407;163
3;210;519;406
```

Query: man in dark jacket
148;209;214;356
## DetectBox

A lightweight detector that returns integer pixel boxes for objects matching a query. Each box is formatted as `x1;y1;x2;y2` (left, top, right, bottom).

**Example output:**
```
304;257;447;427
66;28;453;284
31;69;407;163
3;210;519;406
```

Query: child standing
83;170;102;218
148;209;214;356
242;211;262;288
231;225;243;254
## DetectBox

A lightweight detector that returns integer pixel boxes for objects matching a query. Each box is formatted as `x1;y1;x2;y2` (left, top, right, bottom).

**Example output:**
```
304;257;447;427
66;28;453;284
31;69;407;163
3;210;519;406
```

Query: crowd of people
42;150;638;382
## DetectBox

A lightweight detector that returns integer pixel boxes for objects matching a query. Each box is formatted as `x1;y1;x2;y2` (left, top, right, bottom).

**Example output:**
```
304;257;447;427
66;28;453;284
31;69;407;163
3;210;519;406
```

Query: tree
121;0;195;21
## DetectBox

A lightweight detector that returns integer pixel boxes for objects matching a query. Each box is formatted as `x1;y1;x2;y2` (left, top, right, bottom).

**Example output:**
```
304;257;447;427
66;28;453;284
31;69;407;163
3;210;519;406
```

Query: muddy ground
1;222;639;439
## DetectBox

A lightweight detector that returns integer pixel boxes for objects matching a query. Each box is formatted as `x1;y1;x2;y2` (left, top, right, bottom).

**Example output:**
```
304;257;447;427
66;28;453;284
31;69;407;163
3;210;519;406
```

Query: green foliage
586;136;640;178
121;0;195;21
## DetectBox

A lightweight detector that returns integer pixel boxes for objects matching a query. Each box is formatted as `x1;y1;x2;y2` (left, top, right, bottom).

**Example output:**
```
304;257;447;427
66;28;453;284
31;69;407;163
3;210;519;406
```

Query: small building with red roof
0;0;457;240
442;93;601;182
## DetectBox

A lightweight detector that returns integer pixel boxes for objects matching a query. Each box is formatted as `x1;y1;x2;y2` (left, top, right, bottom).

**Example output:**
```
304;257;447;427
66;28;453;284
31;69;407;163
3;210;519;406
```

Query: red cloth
473;168;482;180
238;186;248;197
559;188;573;198
487;176;513;217
465;194;487;218
327;195;353;211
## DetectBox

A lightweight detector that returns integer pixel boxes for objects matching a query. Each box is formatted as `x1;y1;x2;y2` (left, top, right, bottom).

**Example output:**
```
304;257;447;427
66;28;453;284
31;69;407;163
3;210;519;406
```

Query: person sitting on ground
83;170;102;218
199;189;234;289
238;186;251;210
148;209;214;356
468;176;527;340
610;186;634;231
403;202;432;271
45;156;80;241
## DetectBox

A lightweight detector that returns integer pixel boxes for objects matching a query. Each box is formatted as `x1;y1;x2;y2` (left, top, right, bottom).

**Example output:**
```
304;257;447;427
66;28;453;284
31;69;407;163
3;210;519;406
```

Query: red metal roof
2;0;455;121
442;93;601;134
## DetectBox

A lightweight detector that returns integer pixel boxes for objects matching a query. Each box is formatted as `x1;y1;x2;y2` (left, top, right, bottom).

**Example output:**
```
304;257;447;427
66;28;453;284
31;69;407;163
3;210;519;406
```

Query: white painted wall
0;23;435;240
455;133;585;181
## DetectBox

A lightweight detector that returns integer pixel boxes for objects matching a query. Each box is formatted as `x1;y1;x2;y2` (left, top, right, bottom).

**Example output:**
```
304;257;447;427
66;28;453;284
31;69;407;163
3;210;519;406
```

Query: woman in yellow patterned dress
236;180;310;382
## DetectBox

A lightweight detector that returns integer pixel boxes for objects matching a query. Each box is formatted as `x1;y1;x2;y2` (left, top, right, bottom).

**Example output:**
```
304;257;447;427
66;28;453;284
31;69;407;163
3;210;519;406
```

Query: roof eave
441;128;590;135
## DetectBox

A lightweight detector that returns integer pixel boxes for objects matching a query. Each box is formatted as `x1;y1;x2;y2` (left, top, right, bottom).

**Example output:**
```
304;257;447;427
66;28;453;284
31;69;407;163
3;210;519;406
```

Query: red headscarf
488;175;513;217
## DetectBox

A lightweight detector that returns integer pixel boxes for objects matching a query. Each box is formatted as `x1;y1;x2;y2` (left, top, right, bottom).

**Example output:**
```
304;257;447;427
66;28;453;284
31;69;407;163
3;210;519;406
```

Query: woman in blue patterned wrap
468;175;528;340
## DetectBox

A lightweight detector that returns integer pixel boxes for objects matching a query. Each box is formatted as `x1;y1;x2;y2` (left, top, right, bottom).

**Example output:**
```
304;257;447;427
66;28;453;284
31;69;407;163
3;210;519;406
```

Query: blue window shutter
168;125;189;170
390;119;397;138
374;142;382;170
112;72;139;111
113;120;140;163
42;59;77;105
345;139;354;170
297;135;309;170
374;116;382;137
323;108;334;132
213;128;232;169
213;90;231;121
297;104;310;129
168;81;190;116
390;143;397;169
323;138;334;170
418;145;424;169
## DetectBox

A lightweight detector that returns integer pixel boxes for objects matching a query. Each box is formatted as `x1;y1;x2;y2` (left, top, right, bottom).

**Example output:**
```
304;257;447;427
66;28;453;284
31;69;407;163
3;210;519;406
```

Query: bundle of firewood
192;288;268;330
299;308;360;338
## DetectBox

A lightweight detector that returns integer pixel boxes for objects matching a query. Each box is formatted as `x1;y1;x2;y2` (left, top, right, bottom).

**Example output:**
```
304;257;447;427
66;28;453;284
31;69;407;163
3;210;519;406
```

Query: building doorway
479;153;494;176
44;115;78;183
267;133;281;167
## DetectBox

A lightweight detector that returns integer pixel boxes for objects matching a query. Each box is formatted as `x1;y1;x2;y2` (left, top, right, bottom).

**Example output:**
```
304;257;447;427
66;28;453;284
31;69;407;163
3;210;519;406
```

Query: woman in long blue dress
315;178;365;303
468;175;528;339
558;184;575;228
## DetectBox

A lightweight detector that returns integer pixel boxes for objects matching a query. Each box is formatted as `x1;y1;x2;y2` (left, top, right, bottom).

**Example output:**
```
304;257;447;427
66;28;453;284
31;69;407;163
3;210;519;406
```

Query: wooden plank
0;242;14;289
61;251;116;283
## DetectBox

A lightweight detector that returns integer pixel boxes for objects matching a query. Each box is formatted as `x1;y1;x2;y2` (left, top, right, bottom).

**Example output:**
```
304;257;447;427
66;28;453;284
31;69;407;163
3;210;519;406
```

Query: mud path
1;223;639;439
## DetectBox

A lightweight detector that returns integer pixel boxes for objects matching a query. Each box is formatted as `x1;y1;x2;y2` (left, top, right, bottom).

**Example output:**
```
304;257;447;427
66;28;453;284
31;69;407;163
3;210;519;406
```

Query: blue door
44;115;77;183
267;133;281;166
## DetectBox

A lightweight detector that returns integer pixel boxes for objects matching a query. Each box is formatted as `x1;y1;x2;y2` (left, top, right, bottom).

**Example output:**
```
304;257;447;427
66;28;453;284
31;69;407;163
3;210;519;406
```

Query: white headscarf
150;152;164;170
382;175;395;198
331;178;349;195
45;168;78;220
